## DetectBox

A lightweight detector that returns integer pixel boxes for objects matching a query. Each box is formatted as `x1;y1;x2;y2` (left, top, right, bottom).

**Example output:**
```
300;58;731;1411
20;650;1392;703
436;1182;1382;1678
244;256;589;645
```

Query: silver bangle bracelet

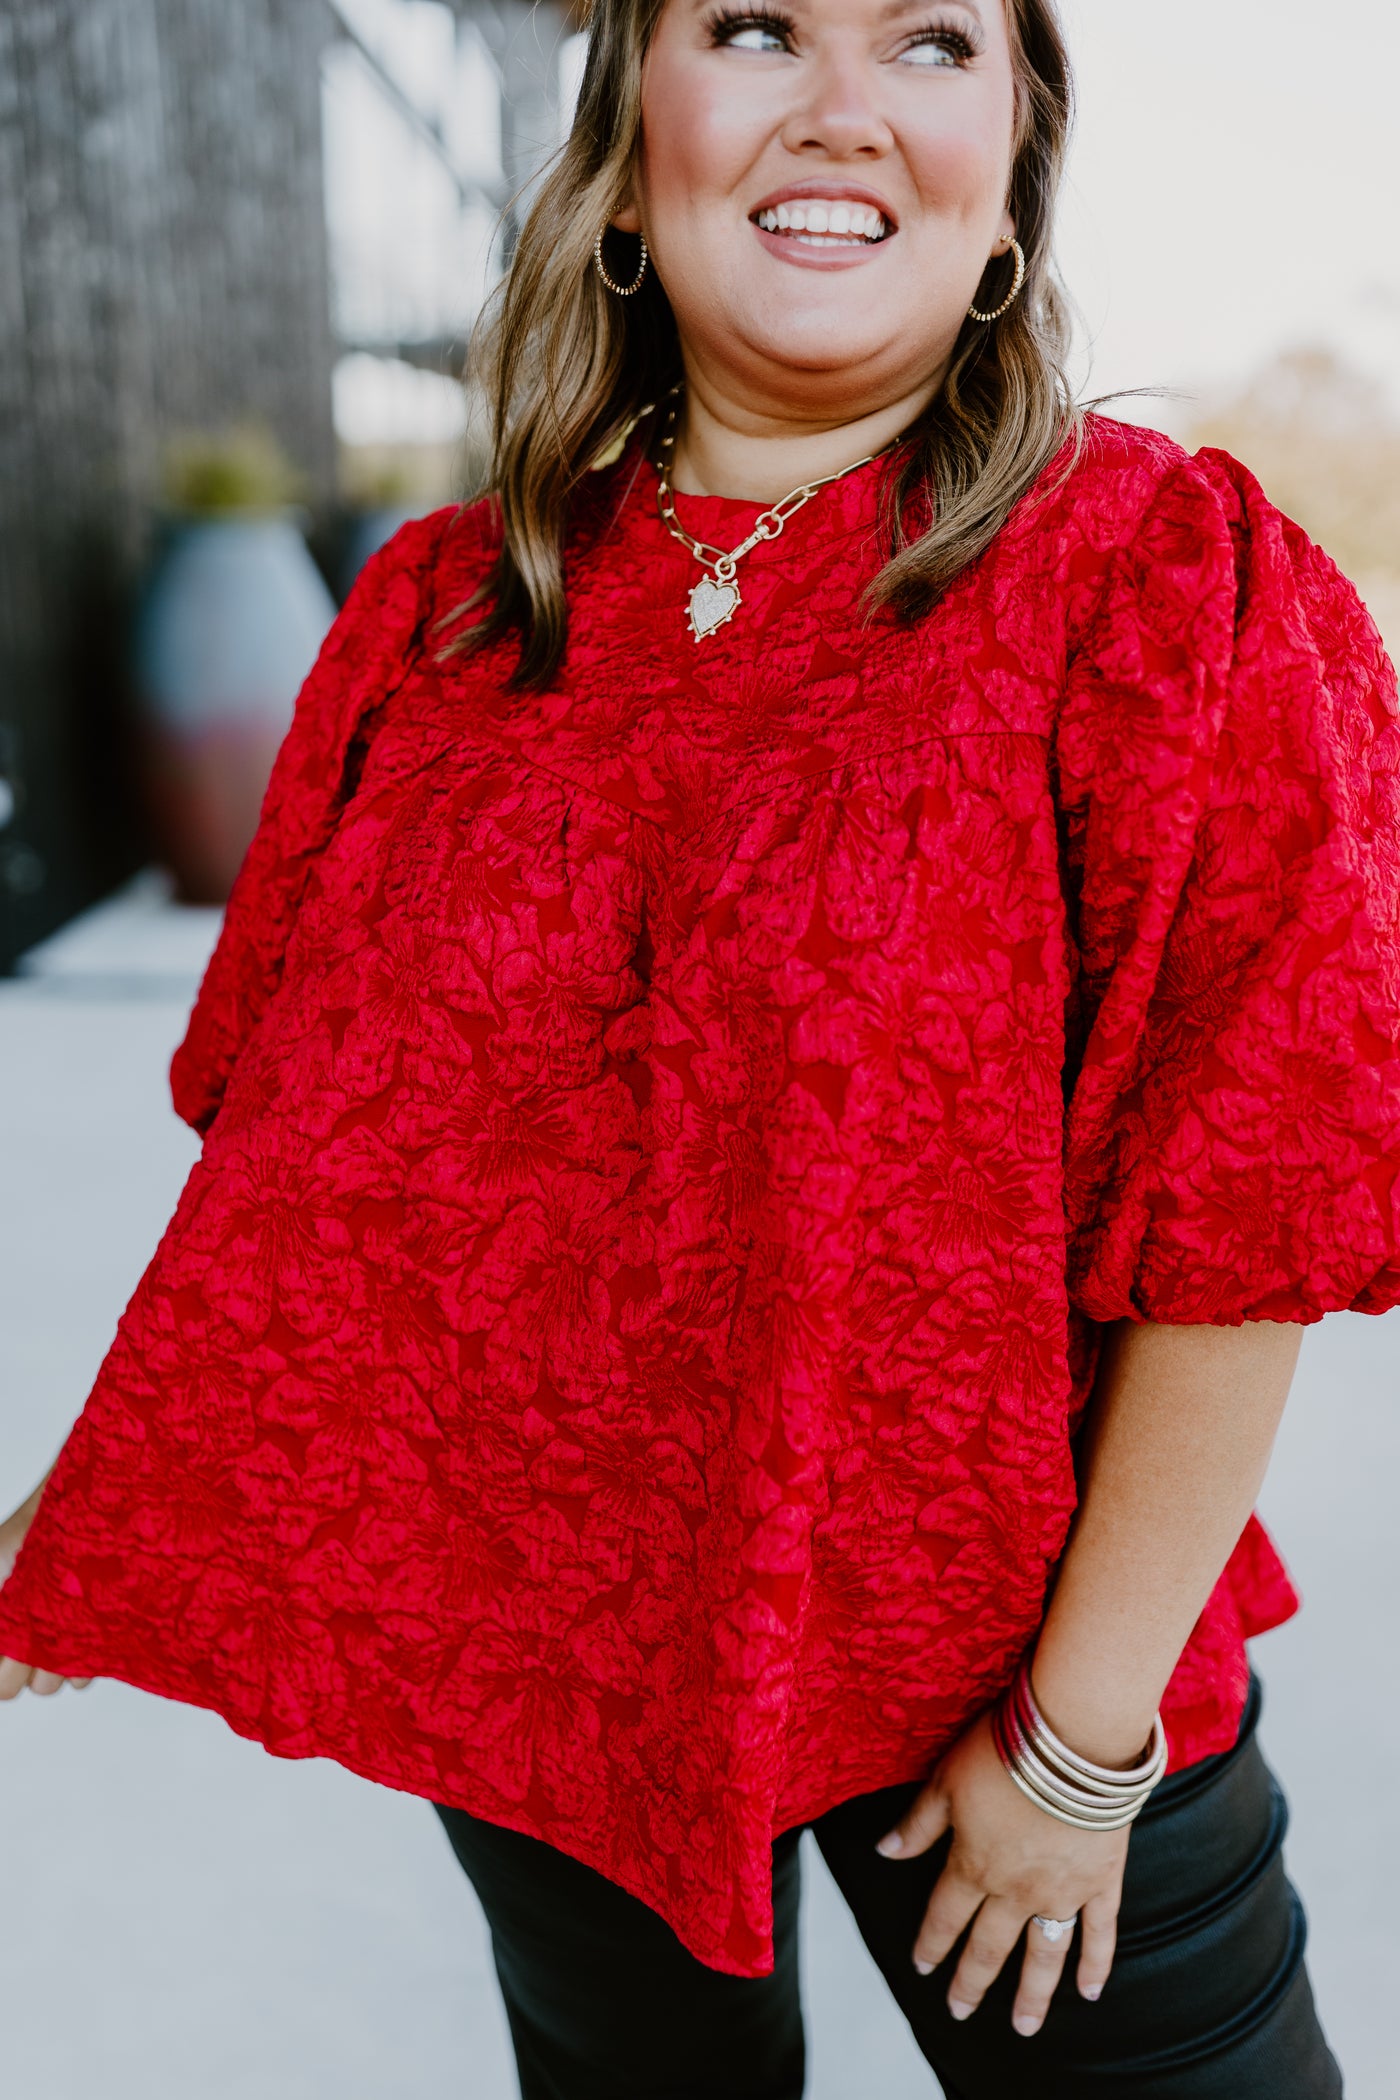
992;1662;1168;1833
1003;1717;1164;1821
995;1706;1153;1826
994;1704;1152;1829
998;1749;1146;1831
1012;1665;1168;1791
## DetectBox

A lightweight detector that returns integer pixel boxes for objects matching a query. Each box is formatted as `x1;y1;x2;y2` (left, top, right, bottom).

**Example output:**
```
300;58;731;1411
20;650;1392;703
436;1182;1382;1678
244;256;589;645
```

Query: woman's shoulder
1046;409;1372;591
1053;415;1396;784
1053;410;1263;545
361;496;502;613
1037;411;1377;662
1059;411;1385;649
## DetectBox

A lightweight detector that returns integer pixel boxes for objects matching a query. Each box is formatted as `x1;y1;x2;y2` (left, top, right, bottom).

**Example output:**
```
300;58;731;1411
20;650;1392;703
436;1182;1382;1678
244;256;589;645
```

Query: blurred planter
134;432;335;904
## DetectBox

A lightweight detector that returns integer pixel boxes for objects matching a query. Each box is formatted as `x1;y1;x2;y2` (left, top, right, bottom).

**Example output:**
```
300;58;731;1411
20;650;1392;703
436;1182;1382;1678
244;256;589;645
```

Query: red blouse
3;415;1399;1977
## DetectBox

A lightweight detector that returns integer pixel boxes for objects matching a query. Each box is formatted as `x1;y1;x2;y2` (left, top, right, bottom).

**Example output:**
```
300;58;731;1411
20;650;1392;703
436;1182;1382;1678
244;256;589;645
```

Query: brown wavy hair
451;0;1081;688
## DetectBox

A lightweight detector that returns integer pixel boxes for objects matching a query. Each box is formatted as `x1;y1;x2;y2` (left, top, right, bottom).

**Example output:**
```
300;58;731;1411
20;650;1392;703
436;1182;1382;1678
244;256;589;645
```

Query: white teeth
754;201;889;243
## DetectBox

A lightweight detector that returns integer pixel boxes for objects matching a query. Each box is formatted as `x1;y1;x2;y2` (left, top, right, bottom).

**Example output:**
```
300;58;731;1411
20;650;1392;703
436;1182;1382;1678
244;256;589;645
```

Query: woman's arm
0;1465;92;1698
879;1317;1302;2035
1033;1318;1301;1763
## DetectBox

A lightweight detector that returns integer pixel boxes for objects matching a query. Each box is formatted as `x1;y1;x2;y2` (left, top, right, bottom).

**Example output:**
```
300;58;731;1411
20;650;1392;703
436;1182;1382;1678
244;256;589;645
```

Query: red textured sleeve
169;508;454;1135
1058;447;1400;1324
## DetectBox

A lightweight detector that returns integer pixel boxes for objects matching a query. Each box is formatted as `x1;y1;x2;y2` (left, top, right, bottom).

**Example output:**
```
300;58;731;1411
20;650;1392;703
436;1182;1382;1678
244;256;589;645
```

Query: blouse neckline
610;437;889;573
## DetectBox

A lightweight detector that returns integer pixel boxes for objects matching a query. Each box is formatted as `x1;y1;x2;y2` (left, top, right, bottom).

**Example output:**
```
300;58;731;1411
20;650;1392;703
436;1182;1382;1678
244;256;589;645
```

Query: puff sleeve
169;508;453;1135
1058;447;1400;1325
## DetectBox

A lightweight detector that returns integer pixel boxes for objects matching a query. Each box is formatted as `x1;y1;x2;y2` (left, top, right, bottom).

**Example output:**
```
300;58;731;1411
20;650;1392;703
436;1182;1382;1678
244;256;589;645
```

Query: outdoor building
0;0;574;970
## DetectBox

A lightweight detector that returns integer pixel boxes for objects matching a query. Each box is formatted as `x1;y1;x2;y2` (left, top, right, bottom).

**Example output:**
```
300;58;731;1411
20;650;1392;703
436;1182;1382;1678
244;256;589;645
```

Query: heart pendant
687;574;741;640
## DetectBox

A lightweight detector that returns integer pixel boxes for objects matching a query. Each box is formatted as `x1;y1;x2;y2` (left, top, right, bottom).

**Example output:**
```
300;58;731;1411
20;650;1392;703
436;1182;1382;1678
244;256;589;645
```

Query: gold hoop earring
968;238;1026;324
594;227;649;297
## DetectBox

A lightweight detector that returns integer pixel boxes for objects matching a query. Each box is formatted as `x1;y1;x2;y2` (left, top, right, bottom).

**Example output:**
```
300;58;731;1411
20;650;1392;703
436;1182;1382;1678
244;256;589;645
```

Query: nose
779;46;895;161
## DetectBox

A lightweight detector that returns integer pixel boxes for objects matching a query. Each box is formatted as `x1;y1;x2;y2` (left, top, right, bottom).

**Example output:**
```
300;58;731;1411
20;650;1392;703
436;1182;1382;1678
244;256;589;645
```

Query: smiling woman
0;0;1395;2095
465;0;1078;682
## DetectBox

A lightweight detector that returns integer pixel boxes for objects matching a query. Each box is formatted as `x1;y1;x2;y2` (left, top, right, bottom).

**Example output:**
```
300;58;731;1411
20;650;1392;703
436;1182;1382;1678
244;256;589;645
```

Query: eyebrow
876;0;985;18
688;0;988;18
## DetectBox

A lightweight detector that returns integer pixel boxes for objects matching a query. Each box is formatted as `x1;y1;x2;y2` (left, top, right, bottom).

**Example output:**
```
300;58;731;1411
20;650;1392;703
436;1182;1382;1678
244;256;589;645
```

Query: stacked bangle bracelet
992;1662;1168;1832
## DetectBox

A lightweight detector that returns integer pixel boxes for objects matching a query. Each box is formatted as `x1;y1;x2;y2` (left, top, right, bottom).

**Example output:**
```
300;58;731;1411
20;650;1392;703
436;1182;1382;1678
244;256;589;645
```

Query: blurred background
2;2;1398;2096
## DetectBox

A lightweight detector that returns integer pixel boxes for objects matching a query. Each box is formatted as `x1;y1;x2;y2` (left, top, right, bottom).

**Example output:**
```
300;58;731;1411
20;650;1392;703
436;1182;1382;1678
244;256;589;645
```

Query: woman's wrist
1024;1637;1166;1773
993;1660;1167;1831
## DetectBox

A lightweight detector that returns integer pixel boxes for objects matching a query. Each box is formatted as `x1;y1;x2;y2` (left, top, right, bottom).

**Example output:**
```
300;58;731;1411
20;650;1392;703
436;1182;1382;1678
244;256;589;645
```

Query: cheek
637;51;765;226
900;93;1016;224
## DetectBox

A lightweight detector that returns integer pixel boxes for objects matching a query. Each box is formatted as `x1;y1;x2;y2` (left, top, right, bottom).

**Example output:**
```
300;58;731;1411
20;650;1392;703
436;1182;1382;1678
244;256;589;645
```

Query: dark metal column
0;0;338;969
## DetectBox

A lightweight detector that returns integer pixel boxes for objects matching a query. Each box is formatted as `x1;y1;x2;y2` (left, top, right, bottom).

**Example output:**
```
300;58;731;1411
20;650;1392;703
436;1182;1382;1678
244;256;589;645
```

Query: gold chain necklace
653;390;893;642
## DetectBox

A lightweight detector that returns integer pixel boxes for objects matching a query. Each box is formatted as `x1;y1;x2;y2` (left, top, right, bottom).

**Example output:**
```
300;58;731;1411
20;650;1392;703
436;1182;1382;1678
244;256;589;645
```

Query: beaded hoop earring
593;227;649;297
967;238;1027;325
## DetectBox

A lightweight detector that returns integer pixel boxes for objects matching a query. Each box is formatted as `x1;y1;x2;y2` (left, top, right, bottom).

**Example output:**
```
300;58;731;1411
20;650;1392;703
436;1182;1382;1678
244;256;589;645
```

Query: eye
900;25;978;67
707;9;793;53
726;21;787;49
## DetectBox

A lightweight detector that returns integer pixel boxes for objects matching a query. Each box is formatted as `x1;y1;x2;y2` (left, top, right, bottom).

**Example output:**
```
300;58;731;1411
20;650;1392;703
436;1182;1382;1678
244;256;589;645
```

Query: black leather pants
433;1678;1342;2099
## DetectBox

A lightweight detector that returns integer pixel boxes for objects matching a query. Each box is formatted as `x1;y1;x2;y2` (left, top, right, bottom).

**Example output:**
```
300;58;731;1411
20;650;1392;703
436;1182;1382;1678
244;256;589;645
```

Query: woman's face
620;0;1020;422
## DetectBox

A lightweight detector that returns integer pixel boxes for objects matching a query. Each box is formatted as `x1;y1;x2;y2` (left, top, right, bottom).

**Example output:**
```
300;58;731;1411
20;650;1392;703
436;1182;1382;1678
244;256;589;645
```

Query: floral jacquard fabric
3;414;1399;1976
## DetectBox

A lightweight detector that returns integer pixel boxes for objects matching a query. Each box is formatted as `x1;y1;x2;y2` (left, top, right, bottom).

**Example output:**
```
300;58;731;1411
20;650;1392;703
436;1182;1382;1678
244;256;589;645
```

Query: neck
667;365;943;503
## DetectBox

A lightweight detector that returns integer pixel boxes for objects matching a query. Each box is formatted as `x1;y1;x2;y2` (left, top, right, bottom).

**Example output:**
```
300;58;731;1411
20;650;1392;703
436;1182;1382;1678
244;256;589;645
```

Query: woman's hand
0;1470;91;1700
877;1709;1128;2037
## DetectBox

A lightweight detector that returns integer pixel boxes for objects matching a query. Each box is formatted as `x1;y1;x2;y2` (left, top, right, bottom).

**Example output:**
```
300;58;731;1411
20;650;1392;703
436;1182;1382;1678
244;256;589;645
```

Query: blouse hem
0;1602;1275;1978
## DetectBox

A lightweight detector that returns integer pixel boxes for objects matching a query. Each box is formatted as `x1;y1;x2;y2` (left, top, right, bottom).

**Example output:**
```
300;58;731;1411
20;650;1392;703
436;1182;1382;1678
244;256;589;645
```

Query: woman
1;0;1395;2090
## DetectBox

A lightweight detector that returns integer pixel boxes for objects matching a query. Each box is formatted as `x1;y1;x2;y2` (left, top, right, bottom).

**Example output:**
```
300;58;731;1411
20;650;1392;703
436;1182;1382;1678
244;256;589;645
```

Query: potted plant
133;427;337;903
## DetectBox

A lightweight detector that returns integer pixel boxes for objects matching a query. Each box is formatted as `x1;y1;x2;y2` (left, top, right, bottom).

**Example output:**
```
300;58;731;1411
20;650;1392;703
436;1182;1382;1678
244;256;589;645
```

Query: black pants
432;1679;1342;2099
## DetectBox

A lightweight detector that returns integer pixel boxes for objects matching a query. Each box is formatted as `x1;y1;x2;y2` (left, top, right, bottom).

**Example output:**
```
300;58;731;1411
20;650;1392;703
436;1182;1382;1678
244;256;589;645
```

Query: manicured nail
1082;1984;1102;2002
1013;2012;1041;2037
913;1958;933;1976
876;1831;904;1857
948;1998;974;2022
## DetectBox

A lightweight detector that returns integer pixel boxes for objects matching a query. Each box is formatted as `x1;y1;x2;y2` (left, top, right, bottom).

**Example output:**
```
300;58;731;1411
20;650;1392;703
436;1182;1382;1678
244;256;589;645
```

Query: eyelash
702;7;982;64
704;5;794;39
907;21;980;63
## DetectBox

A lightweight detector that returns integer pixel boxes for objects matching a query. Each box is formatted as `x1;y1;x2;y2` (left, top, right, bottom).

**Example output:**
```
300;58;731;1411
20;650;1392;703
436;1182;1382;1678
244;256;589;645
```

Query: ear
998;215;1017;249
611;196;644;235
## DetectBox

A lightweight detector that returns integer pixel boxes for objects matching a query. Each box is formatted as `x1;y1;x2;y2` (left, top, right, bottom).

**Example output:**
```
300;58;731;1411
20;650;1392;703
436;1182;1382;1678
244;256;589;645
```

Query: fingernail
1013;2012;1041;2037
875;1831;904;1857
948;1998;974;2022
913;1958;933;1976
1082;1984;1102;2002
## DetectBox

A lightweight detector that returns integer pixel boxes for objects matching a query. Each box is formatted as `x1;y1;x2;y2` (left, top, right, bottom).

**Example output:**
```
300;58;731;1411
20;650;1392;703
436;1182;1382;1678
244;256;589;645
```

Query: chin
733;311;915;383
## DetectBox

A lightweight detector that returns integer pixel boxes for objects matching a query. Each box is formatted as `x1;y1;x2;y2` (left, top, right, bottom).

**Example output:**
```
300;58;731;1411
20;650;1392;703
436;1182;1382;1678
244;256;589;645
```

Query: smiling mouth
753;201;890;247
